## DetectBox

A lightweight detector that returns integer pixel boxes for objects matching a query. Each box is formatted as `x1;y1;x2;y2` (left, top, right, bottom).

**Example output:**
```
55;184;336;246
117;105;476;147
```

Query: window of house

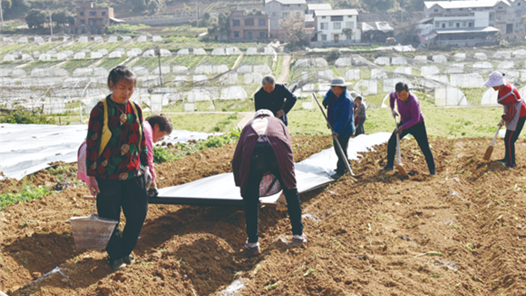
498;6;502;9
462;21;466;26
435;21;439;27
320;22;328;29
272;12;277;17
259;19;266;26
89;11;97;16
456;23;460;27
285;4;289;7
81;20;85;25
296;12;301;17
282;12;289;17
449;21;453;27
346;21;354;28
446;9;450;12
92;20;97;26
322;16;326;19
245;18;254;26
80;11;84;16
234;31;239;38
459;8;463;11
233;19;240;26
434;9;438;12
519;2;521;5
469;22;473;27
321;34;327;41
331;15;343;21
442;23;445;28
333;22;341;29
298;4;301;6
260;31;267;37
102;11;106;16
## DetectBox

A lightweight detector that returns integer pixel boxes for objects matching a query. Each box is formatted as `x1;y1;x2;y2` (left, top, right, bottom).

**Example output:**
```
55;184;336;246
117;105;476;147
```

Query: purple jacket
389;92;424;129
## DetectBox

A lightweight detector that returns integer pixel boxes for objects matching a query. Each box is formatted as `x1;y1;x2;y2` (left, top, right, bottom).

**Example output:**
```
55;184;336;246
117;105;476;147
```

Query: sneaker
110;258;127;271
330;173;343;180
382;164;394;171
122;254;135;265
244;240;260;255
291;233;307;247
497;158;508;163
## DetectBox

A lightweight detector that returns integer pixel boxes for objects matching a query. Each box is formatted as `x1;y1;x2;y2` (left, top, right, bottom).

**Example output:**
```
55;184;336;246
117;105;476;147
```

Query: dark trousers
387;121;435;173
355;121;365;136
96;175;149;261
243;142;303;243
334;135;351;175
504;116;526;165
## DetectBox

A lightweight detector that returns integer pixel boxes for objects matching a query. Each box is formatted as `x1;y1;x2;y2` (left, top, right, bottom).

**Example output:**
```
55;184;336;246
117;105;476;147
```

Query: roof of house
424;0;510;9
361;21;394;32
435;26;500;34
265;0;306;4
357;13;394;23
307;3;332;10
314;9;358;16
305;14;315;22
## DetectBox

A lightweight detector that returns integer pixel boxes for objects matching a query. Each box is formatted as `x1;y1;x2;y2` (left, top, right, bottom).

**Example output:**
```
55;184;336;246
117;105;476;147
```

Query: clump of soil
2;135;526;295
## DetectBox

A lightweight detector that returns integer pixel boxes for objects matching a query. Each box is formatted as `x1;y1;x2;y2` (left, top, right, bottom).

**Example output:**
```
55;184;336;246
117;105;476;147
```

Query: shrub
153;146;176;164
0;185;53;209
0;108;56;124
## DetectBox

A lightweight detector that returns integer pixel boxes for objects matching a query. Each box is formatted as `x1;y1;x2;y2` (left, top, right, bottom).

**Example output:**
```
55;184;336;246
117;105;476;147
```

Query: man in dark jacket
254;75;297;126
322;77;355;180
232;109;306;255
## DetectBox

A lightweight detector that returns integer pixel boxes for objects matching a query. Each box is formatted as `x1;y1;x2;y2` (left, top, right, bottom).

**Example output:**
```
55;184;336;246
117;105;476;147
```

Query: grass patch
0;180;54;210
91;41;126;53
0;43;27;55
274;54;283;78
61;42;93;53
98;57;128;69
165;113;241;133
169;55;207;69
203;55;240;69
241;55;273;67
132;56;173;69
60;59;96;70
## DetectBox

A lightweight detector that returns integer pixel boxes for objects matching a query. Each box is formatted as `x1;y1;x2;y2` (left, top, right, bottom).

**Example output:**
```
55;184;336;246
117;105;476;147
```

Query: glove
391;109;399;118
144;166;152;188
148;188;159;198
323;100;329;109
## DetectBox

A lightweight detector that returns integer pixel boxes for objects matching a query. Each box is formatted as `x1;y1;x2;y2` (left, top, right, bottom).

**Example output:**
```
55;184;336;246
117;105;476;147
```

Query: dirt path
276;54;291;84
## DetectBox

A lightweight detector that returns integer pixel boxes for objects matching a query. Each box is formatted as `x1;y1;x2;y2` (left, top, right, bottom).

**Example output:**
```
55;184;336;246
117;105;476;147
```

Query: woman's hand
88;176;100;196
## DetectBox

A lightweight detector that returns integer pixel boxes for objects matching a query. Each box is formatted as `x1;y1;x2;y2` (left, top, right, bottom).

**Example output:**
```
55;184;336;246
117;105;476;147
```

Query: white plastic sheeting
73;52;86;60
344;69;360;80
473;52;487;60
434;87;468;106
91;52;103;59
156;133;391;206
108;36;118;42
374;57;390;66
481;88;498;105
173;66;189;74
109;51;122;58
142;49;155;57
354;79;377;95
432;55;447;63
0;124;216;180
413;55;427;64
137;36;147;42
450;73;484;88
211;48;226;55
226;47;241;55
335;57;352;67
394;67;411;75
122;36;132;41
445;64;464;74
177;48;189;55
152;36;162;42
220;86;248;100
246;47;258;55
513;49;526;58
473;62;493;72
371;68;387;79
391;57;407;65
244;72;263;84
78;36;88;42
263;47;276;55
383;78;412;92
3;55;14;62
253;64;271;74
497;61;514;69
17;37;28;43
193;48;206;55
453;53;466;62
494;51;511;59
421;65;440;76
295;58;328;68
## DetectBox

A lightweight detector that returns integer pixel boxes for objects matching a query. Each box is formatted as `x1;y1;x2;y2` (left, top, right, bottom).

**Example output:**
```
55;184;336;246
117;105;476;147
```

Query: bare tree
280;14;309;50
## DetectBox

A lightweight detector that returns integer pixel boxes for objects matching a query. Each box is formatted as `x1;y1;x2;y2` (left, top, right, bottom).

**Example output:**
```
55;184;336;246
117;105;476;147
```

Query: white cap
483;71;506;87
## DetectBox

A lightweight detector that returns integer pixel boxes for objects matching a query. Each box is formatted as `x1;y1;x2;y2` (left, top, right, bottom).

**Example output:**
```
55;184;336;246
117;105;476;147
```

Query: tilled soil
2;135;526;295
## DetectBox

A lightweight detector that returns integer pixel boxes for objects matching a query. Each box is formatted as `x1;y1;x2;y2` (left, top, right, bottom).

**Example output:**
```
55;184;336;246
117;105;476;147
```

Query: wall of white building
315;14;359;42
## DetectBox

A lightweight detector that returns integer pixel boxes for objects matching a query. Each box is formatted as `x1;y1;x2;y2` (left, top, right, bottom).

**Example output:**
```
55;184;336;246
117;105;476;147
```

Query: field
2;133;526;295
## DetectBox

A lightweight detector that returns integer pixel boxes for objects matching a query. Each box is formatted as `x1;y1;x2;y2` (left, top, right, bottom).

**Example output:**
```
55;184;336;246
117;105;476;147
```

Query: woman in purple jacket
383;82;436;176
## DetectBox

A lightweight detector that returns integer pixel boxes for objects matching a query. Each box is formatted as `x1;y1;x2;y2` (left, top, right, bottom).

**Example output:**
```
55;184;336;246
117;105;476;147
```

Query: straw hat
330;77;352;87
483;71;506;87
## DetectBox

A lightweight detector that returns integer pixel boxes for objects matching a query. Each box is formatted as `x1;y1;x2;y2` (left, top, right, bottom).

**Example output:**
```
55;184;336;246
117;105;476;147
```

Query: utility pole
0;0;4;30
195;0;198;27
49;11;53;37
155;47;163;86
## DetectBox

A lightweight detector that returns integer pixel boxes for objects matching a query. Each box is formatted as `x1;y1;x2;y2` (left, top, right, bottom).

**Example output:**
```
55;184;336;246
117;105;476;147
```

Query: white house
313;9;360;43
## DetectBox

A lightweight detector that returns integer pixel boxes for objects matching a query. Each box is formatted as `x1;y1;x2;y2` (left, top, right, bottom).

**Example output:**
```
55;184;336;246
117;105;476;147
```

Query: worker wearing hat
484;71;526;167
322;77;355;180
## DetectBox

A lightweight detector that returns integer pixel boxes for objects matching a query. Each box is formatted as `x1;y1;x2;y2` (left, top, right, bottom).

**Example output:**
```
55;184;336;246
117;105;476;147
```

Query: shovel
483;122;503;161
393;115;408;177
312;93;361;179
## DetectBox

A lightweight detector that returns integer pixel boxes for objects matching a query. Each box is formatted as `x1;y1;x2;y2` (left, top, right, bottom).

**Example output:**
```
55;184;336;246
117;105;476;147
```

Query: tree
25;9;48;29
52;9;71;26
1;0;12;11
342;27;353;40
362;0;396;12
521;15;526;31
280;15;310;50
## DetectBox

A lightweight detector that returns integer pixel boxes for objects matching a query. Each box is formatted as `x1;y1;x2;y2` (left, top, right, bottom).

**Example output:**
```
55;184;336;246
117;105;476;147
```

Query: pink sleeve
144;122;156;182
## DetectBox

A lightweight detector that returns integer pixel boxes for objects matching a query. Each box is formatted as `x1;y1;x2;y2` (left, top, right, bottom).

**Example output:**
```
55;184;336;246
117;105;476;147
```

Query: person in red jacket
484;71;526;167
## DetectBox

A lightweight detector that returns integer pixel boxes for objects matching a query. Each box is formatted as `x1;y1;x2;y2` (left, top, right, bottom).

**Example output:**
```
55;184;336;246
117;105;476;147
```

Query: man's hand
499;119;505;126
395;126;404;135
332;131;339;137
276;110;284;118
391;109;399;118
323;100;329;109
88;176;99;196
